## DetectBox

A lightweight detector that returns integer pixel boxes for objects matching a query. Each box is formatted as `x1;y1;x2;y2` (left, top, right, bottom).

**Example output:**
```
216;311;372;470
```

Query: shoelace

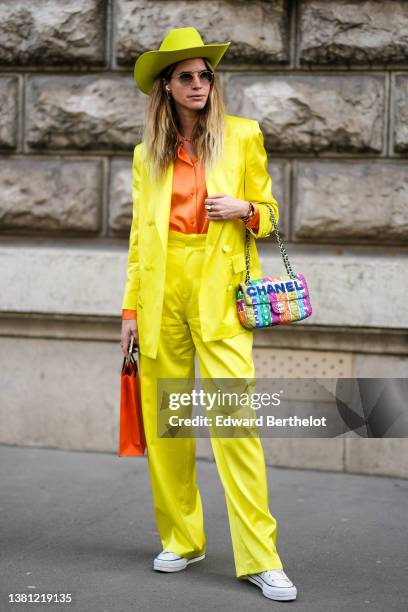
262;570;291;583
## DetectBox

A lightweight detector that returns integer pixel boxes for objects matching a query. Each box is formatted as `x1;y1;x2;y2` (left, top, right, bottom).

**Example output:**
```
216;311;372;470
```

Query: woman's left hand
204;194;250;221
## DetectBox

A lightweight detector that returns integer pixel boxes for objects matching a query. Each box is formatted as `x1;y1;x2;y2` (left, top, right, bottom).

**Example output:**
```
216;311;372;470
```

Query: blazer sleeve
243;120;280;239
121;144;141;312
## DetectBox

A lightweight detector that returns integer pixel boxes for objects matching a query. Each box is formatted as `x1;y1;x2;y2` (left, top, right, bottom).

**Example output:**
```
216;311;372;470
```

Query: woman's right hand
121;319;138;357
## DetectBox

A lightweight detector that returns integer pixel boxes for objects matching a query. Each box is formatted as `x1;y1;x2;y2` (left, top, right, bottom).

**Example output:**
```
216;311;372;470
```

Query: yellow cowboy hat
134;26;231;95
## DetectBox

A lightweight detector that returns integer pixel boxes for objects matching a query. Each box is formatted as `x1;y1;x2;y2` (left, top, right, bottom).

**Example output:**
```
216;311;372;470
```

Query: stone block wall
0;0;407;477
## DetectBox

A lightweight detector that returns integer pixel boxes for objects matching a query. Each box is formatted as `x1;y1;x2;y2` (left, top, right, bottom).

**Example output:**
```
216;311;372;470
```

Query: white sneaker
153;550;206;573
247;569;297;601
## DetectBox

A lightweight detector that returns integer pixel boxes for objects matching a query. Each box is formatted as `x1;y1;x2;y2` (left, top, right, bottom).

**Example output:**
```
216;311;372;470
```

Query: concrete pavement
0;444;407;612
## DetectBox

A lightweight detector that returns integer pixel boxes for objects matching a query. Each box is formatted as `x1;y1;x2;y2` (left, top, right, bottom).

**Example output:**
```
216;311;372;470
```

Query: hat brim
134;42;231;95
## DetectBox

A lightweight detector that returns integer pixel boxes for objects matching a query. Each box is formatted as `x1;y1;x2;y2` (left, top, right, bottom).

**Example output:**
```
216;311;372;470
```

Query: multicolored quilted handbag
236;204;312;329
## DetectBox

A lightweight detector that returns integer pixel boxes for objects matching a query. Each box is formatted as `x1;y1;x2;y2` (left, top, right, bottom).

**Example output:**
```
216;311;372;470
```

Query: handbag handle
244;203;296;284
124;334;139;366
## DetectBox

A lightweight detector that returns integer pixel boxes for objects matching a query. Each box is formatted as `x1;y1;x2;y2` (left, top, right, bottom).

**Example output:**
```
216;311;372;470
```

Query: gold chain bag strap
236;204;313;328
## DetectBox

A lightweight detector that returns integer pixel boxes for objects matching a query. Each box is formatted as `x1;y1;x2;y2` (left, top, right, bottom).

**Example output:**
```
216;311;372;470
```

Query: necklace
177;129;193;142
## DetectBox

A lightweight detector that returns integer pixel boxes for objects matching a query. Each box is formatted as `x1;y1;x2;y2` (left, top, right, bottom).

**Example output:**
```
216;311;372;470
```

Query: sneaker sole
247;574;297;601
153;553;206;573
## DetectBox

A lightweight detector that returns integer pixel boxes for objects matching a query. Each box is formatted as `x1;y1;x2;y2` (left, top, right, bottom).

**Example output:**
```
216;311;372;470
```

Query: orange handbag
118;334;146;456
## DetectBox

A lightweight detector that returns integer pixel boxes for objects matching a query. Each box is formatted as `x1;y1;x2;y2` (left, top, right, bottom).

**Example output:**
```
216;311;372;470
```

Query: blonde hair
141;58;226;183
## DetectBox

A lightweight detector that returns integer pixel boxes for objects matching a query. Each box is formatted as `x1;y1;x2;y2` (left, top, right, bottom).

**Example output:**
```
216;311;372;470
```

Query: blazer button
222;245;231;252
148;219;155;226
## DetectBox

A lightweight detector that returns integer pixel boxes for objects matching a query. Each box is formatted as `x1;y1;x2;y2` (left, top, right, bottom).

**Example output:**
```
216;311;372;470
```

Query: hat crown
159;27;205;52
134;27;230;95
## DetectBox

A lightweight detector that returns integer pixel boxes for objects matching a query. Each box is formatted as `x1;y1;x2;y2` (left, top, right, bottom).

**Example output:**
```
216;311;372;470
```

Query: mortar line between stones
291;0;300;70
101;156;110;238
385;70;392;159
106;0;114;70
20;73;26;154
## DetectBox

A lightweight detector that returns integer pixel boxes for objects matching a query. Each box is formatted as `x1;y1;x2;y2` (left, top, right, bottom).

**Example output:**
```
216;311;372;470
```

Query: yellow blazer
122;113;280;359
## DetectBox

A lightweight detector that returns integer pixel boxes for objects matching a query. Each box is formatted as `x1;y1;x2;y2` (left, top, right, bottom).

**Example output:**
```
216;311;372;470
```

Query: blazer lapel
153;160;174;253
153;119;233;254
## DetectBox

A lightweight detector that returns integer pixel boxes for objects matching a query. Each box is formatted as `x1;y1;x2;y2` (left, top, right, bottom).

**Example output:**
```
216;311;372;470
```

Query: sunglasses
172;69;214;86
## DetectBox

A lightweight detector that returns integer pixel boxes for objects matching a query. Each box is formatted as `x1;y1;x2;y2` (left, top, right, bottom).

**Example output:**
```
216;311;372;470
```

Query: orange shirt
122;135;259;320
169;136;209;233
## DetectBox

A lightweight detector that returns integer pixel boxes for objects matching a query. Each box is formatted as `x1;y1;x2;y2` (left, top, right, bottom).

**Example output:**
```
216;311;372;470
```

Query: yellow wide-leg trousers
139;229;284;578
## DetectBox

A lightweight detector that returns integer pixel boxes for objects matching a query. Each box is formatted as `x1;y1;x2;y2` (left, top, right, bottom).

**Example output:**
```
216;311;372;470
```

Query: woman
120;26;297;602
